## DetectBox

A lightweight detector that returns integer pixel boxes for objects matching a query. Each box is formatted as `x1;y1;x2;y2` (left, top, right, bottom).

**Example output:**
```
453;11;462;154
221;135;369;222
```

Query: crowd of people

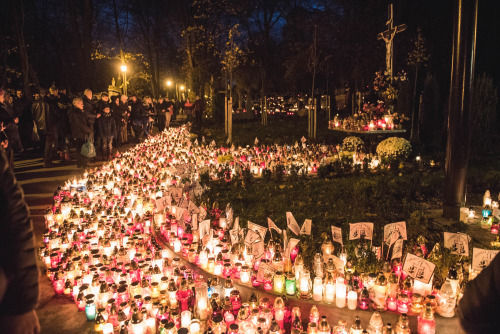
0;85;205;169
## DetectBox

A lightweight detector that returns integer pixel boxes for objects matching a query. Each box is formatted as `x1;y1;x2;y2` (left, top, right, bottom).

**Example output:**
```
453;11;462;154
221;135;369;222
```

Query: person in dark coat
3;92;23;153
129;94;144;142
111;96;124;147
459;253;500;333
156;97;167;132
43;86;60;167
13;89;32;150
68;97;91;168
0;145;40;333
193;95;205;130
56;88;72;162
97;105;116;161
31;91;48;153
142;96;154;137
82;89;98;145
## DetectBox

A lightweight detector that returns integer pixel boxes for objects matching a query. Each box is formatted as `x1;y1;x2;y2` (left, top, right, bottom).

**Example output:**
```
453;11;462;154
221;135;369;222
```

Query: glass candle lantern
298;270;312;300
273;271;285;294
335;277;346;308
418;303;436;334
85;295;96;321
411;293;424;314
273;297;285;329
285;273;296;296
387;296;397;312
358;287;370;310
309;305;320;325
397;294;410;314
181;310;192;328
372;273;388;312
347;290;358;310
312;277;323;302
240;266;250;284
436;280;456;317
323;273;335;303
189;319;201;334
318;316;330;334
194;282;210;322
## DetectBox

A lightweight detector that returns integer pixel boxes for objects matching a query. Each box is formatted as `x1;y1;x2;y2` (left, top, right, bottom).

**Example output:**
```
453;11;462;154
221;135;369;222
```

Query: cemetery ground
14;118;499;333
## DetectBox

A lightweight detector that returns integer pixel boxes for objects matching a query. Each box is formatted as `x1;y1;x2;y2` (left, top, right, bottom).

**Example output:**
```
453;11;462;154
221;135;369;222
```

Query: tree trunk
112;0;126;65
12;0;32;99
443;0;477;219
410;66;419;142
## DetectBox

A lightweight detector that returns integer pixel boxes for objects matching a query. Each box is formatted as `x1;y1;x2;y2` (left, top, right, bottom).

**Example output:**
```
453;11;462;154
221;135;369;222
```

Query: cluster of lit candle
40;126;462;334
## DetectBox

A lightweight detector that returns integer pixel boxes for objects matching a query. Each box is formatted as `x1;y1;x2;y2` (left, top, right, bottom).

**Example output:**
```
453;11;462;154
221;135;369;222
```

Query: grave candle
335;277;346;308
313;277;323;302
347;291;358;310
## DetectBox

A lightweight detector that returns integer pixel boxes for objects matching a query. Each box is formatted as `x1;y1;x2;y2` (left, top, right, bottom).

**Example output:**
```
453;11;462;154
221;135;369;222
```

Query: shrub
342;136;364;152
376;137;411;164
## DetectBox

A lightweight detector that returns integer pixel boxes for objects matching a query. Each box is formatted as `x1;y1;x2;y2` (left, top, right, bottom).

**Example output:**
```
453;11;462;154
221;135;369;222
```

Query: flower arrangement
376;137;411;164
342;136;364;152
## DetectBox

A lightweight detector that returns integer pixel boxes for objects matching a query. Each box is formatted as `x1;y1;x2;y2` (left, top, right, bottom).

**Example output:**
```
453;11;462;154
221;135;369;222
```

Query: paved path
15;143;138;333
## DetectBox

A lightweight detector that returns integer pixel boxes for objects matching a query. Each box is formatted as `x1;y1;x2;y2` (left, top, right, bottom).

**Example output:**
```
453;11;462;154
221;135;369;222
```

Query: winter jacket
13;97;29;122
68;106;91;140
142;103;154;118
156;101;168;115
130;100;144;121
459;252;500;333
111;101;124;125
96;99;110;115
31;99;48;132
83;96;97;127
97;112;117;138
193;99;205;113
0;147;39;315
0;102;13;127
45;94;60;132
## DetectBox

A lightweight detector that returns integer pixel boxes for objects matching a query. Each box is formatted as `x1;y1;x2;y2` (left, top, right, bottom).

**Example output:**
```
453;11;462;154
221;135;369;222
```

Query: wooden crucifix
377;4;406;80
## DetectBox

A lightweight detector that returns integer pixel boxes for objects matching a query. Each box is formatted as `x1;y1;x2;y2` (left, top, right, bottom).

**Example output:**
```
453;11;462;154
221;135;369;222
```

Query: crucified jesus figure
382;28;397;77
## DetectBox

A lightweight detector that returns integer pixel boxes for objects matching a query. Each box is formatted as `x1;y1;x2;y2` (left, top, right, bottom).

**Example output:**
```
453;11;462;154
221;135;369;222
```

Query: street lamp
166;80;172;98
121;65;128;96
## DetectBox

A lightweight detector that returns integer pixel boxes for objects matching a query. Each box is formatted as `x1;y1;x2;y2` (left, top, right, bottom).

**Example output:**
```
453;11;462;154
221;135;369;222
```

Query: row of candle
40;126;459;333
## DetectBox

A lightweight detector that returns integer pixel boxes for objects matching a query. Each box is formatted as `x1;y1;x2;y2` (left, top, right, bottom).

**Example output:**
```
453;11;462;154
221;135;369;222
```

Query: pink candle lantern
290;246;299;263
387;297;397;311
397;294;410;314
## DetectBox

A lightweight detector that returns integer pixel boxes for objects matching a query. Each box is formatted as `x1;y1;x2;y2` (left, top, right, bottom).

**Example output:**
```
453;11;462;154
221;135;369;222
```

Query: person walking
68;97;91;169
97;105;116;161
156;97;167;132
0;144;40;334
